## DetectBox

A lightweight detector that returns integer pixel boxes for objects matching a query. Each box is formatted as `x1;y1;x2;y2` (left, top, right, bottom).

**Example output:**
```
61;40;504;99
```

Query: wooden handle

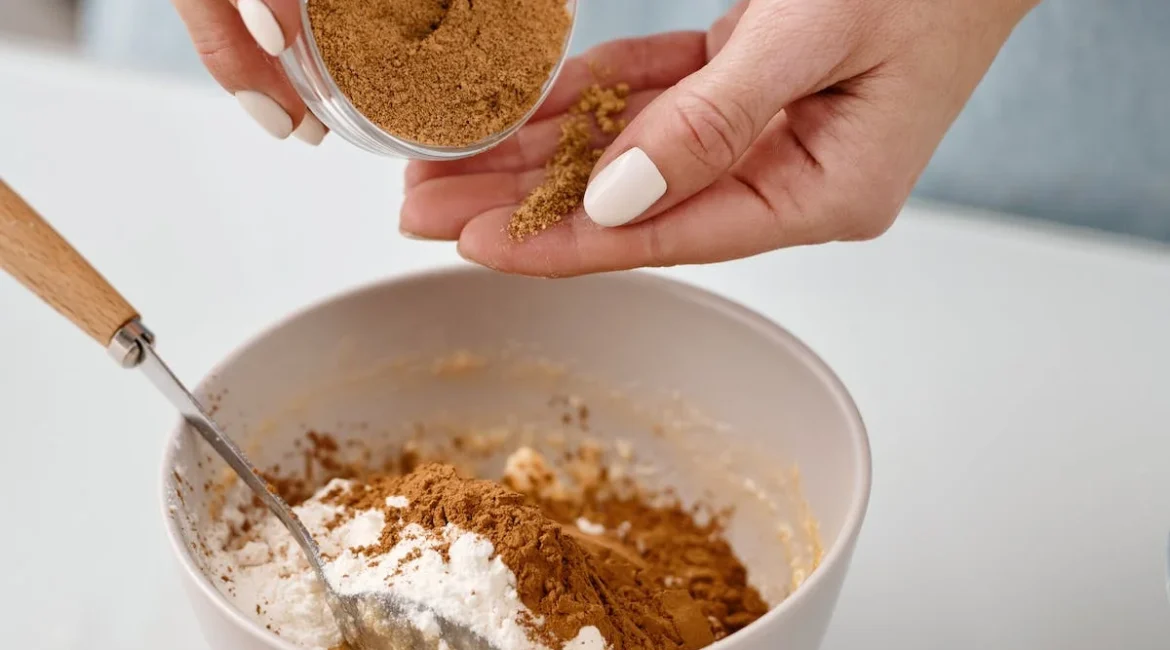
0;178;138;345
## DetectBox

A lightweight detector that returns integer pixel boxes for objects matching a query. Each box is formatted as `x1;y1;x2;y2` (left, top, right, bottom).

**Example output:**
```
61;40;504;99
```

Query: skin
174;0;1040;277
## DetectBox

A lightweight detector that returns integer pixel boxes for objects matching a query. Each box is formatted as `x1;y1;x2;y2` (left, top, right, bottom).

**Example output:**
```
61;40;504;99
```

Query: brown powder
218;426;769;647
261;431;373;506
504;448;769;640
329;464;716;650
538;494;769;639
257;427;502;508
308;0;572;146
507;82;630;240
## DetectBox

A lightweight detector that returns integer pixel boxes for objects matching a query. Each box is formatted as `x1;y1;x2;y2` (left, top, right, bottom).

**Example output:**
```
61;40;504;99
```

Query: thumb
583;3;849;228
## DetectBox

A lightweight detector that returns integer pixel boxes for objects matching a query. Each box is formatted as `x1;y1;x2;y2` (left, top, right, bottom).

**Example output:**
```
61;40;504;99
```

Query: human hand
172;0;326;144
402;0;1039;276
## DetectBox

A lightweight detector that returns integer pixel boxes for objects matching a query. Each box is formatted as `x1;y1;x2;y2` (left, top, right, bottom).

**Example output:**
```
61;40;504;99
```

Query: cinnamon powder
504;450;770;640
307;0;572;146
328;463;763;648
234;428;769;648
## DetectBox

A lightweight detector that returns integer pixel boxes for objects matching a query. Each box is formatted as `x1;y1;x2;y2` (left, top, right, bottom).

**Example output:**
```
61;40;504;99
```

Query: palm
400;32;711;276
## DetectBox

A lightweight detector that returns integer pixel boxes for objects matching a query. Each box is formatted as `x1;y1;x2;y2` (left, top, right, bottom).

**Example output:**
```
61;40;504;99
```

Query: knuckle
192;32;257;91
672;87;755;173
822;166;906;243
640;218;677;269
841;199;900;241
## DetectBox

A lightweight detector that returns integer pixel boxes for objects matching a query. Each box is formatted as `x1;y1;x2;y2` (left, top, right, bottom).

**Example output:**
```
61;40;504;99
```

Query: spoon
0;179;494;650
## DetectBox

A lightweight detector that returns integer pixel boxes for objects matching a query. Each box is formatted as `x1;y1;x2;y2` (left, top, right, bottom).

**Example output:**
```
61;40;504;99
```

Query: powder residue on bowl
307;0;572;146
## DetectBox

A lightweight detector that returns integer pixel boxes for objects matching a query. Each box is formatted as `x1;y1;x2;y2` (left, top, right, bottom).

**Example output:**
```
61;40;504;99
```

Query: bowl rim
159;265;873;649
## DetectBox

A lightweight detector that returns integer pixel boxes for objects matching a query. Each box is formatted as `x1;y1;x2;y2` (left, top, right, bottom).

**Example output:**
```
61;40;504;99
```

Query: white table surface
2;42;1169;650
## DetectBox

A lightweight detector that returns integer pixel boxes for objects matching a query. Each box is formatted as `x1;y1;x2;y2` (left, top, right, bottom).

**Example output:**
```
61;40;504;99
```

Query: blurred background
1;0;1167;242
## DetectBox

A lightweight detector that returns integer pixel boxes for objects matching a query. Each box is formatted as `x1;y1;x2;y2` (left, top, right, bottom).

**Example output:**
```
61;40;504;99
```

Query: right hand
402;0;1036;276
172;0;327;144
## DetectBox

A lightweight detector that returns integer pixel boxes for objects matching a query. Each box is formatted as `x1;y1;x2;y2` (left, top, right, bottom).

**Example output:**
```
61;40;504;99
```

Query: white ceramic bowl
161;268;871;650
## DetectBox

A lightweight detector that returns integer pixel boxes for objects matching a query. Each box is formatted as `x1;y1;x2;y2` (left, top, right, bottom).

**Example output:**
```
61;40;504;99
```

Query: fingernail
236;91;293;139
399;228;444;241
583;147;667;227
238;0;286;56
293;112;327;146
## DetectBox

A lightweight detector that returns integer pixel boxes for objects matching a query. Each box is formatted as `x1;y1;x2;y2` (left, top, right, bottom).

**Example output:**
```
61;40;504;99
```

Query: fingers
457;74;931;276
401;90;664;238
235;0;301;56
454;178;806;277
400;169;545;240
173;0;324;143
706;0;750;58
406;88;662;188
455;116;836;276
404;116;566;189
405;31;707;188
581;0;859;228
531;31;709;120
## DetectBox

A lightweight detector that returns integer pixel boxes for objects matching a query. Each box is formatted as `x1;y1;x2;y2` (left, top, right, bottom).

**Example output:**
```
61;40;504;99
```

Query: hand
172;0;326;144
402;0;1038;276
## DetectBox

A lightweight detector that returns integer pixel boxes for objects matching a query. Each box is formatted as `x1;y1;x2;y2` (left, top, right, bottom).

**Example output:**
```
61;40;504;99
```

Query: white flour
205;478;606;650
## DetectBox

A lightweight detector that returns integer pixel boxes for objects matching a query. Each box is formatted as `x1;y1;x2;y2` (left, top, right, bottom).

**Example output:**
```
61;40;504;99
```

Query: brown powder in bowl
307;0;572;146
329;464;719;650
504;454;770;640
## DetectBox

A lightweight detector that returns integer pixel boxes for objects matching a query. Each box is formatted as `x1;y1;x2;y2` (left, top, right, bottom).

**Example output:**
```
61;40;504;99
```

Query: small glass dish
279;0;578;160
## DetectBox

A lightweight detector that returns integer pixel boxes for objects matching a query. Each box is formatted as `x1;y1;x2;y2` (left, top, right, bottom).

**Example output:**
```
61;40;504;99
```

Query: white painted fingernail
583;147;668;227
236;91;293;139
238;0;286;56
293;112;327;146
399;227;444;241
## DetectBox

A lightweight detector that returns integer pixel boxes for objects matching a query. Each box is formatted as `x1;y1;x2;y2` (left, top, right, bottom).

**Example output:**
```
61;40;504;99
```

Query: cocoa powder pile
308;0;571;146
508;82;631;240
326;463;762;649
503;448;770;640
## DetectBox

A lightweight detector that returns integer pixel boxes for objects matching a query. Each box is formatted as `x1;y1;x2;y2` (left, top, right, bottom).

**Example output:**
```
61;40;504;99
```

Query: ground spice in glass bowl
279;0;577;159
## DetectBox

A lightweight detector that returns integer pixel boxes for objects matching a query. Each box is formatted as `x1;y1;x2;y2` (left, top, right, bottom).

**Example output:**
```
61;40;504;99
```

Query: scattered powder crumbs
507;83;631;241
578;83;631;136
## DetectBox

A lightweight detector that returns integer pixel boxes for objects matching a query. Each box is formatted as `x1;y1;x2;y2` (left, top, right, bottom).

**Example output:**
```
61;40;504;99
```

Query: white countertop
2;43;1169;650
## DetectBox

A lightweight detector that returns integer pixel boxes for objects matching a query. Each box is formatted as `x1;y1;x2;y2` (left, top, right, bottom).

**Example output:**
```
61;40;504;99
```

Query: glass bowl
279;0;578;160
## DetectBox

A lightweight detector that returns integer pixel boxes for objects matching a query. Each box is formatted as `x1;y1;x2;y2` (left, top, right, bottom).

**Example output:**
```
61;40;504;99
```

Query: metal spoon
0;179;493;650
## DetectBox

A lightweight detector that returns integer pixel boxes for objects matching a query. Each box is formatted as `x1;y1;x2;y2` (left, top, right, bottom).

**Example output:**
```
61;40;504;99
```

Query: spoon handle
0;177;326;572
0;178;139;347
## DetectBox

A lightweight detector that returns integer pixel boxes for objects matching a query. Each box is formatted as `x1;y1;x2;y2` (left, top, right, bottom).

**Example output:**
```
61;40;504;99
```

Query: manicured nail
238;0;286;56
583;147;667;227
399;228;443;241
293;112;327;146
236;91;293;139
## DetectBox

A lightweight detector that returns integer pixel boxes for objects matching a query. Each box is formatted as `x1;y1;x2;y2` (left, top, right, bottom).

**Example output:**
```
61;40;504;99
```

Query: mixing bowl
161;268;871;650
